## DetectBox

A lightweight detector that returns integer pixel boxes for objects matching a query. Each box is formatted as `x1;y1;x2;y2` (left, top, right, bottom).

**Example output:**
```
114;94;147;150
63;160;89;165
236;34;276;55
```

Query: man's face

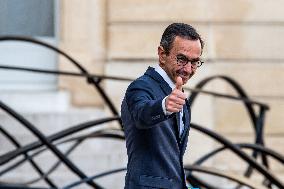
158;36;202;85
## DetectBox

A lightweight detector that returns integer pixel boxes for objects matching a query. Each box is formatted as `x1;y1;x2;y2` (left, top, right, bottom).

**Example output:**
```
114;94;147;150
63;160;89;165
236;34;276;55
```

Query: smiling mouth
176;71;195;82
177;71;189;78
179;73;188;77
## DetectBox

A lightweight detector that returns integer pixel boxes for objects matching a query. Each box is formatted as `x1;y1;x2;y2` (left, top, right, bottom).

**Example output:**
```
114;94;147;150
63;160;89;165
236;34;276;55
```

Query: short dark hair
160;23;204;55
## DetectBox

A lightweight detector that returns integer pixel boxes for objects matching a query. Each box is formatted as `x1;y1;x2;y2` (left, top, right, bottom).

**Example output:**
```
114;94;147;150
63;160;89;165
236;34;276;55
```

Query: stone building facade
1;0;283;188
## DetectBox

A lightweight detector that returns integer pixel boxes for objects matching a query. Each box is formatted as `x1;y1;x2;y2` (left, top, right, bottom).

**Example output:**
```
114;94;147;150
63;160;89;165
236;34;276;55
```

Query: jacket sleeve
125;79;169;129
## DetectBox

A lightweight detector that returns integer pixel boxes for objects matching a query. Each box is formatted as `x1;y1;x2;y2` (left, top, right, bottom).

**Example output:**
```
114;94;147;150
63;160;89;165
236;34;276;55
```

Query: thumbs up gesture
165;76;186;112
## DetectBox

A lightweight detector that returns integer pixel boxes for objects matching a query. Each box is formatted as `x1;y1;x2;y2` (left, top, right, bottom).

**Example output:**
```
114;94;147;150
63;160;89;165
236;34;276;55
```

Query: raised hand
165;76;186;112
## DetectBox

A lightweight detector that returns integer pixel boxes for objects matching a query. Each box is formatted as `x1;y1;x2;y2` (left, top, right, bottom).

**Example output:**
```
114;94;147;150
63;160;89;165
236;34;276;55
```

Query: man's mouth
176;71;189;78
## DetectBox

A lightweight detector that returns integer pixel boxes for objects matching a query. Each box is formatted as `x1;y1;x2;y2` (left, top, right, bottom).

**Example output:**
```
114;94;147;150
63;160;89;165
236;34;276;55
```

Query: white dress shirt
155;65;184;137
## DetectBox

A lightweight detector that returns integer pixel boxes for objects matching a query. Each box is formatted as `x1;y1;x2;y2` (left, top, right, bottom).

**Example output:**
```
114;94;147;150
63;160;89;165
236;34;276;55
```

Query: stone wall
14;0;282;187
105;0;284;185
59;0;107;106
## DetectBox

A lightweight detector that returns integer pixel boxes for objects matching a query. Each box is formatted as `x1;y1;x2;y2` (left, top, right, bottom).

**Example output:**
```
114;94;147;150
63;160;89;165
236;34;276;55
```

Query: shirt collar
155;65;175;90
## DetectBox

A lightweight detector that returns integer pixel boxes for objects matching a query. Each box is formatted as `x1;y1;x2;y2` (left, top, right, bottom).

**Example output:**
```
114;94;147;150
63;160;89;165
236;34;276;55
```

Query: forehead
170;36;202;57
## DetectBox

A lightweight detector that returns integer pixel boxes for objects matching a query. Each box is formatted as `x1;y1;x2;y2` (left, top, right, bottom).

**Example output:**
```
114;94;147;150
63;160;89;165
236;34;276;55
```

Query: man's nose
183;63;193;73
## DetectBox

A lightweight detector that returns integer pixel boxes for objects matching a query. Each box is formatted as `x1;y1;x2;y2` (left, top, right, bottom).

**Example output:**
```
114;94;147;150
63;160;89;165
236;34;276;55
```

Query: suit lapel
145;67;192;154
145;67;190;142
144;66;180;141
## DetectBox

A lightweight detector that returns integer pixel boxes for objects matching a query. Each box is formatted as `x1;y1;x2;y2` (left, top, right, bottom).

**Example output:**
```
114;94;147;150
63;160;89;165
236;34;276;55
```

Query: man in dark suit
121;23;204;189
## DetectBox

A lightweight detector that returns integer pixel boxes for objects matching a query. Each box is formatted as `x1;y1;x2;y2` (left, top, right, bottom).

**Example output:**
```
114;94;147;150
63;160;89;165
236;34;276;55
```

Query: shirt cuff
162;96;173;116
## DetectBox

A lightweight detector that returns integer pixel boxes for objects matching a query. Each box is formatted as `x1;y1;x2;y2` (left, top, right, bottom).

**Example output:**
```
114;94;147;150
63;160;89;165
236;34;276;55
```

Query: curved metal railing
0;36;283;189
187;75;271;187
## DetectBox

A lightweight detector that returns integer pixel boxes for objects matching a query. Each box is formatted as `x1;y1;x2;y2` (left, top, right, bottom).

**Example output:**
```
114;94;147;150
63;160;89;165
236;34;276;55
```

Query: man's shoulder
136;73;154;83
131;66;160;83
129;73;157;89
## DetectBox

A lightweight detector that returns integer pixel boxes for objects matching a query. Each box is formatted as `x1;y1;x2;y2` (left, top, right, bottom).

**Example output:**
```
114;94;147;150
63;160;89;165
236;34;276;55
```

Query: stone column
59;0;107;106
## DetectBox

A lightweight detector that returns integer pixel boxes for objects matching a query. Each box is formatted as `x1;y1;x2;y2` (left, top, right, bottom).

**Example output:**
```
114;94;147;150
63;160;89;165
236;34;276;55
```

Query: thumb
175;76;183;90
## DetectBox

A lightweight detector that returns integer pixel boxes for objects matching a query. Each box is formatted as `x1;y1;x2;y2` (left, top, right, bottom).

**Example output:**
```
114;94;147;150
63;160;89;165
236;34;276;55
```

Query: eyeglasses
176;54;203;68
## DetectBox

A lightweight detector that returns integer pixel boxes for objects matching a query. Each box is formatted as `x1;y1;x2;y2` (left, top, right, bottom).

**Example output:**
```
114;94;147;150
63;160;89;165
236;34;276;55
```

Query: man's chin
181;77;189;84
181;74;195;84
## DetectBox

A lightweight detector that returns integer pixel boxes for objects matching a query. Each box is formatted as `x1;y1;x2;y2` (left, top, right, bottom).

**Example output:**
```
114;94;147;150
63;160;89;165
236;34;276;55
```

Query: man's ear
158;46;166;64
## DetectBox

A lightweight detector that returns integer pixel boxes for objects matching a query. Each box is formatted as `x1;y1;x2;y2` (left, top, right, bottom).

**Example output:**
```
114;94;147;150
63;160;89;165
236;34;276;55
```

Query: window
0;0;58;90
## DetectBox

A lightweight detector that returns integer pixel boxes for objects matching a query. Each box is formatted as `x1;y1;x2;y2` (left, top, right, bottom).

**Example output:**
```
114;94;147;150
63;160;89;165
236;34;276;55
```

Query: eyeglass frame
175;54;203;68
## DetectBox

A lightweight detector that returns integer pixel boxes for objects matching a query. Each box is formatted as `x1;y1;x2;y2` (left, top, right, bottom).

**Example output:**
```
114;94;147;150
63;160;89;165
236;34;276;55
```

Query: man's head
158;23;204;85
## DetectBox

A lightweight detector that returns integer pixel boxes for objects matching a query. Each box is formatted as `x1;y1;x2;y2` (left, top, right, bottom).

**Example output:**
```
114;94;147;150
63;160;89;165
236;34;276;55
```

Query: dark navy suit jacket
121;67;191;189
